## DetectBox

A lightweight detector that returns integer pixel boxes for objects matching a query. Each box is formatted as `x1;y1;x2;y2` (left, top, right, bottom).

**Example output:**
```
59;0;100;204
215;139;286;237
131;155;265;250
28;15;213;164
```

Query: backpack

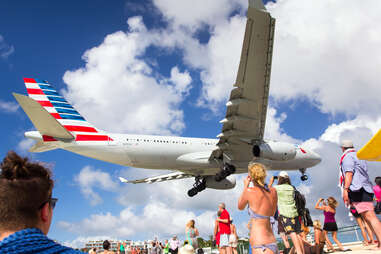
292;186;306;216
303;208;313;227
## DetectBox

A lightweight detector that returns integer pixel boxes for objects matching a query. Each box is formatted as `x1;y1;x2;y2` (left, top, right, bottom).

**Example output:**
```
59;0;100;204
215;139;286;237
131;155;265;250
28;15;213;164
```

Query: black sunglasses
39;197;58;210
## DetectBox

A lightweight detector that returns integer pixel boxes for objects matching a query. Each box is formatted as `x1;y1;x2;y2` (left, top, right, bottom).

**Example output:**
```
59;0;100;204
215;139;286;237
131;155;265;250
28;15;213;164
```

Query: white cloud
16;138;35;154
59;201;216;240
0;100;19;113
264;107;299;144
74;166;119;206
152;0;245;32
0;35;14;59
268;0;381;116
62;19;192;135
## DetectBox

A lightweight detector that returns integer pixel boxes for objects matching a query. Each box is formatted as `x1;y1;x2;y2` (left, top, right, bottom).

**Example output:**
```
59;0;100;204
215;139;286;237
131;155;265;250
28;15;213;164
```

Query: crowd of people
234;140;381;254
0;139;381;254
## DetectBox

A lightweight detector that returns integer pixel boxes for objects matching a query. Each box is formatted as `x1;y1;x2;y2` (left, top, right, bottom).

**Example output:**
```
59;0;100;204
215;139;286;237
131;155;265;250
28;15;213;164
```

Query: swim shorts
219;234;230;247
352;201;374;214
279;215;302;235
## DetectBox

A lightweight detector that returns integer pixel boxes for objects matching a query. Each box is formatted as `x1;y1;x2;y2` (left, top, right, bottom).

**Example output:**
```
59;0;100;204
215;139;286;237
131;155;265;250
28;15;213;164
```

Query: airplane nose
310;150;322;165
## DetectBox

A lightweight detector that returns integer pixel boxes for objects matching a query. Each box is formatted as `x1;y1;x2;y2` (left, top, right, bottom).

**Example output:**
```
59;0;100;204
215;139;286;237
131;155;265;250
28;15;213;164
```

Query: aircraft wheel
301;175;308;181
196;182;206;192
187;188;198;197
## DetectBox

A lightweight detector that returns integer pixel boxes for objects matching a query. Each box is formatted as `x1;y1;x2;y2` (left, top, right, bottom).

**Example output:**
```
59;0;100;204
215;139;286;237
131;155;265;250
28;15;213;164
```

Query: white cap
341;139;354;148
279;171;289;178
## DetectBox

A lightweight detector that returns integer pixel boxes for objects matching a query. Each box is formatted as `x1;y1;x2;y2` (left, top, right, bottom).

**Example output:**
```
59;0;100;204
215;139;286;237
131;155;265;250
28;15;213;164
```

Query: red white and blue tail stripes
23;78;112;142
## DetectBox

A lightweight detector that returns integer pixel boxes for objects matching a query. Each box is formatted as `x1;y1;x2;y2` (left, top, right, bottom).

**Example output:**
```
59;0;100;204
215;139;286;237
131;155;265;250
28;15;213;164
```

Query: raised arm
238;175;251;210
315;198;325;210
269;176;275;188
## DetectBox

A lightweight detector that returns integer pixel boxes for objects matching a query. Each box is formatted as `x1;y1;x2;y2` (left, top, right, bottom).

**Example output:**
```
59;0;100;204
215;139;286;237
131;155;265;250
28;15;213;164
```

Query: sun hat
179;245;194;254
279;171;289;178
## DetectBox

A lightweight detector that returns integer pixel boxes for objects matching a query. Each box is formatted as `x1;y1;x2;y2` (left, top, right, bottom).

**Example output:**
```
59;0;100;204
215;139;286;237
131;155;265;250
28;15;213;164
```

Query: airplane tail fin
15;78;112;143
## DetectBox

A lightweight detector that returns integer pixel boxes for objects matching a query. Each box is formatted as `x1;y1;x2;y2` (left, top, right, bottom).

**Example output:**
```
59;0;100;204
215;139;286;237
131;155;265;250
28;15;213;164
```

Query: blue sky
1;0;381;247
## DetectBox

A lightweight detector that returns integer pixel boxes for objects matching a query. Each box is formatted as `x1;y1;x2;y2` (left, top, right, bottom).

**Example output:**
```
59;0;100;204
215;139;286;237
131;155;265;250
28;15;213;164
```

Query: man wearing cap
340;139;381;249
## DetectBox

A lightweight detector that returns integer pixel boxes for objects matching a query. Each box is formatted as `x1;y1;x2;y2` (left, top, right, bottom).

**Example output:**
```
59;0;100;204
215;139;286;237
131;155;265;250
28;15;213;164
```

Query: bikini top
248;207;270;219
248;183;272;219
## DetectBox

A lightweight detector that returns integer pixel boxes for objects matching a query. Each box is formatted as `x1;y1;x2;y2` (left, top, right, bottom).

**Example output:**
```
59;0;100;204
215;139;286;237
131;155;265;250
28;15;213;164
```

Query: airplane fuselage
26;131;321;176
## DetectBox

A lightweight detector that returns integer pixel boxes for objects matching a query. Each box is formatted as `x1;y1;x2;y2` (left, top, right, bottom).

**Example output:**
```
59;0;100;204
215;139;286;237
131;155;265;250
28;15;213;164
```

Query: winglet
357;129;381;161
248;0;266;10
119;177;129;183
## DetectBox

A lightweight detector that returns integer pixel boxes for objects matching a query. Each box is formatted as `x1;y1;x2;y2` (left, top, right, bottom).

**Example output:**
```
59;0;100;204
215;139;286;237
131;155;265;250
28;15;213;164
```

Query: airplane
13;0;321;197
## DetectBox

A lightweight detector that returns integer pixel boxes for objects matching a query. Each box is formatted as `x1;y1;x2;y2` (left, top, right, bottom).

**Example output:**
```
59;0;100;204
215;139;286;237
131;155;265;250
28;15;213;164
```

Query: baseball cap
341;139;354;148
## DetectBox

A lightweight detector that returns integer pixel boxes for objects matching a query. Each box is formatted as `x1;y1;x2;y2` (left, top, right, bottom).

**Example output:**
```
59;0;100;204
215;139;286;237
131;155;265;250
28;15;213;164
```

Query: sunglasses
39;197;58;210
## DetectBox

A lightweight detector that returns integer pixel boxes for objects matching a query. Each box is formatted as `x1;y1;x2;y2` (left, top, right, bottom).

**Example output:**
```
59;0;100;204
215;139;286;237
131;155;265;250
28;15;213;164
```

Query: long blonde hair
248;162;267;187
186;219;195;229
327;197;338;209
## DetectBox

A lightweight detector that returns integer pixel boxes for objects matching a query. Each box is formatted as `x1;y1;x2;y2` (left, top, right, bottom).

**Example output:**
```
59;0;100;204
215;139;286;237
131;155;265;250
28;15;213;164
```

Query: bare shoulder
269;186;277;195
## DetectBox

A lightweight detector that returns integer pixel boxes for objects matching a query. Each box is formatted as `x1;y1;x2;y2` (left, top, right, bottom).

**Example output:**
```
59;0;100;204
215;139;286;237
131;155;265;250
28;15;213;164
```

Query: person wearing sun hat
269;171;304;254
178;244;194;254
339;139;381;250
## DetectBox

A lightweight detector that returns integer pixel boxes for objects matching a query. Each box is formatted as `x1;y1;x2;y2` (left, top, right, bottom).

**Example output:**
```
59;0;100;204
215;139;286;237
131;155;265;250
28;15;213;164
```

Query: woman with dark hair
374;177;381;214
315;197;349;252
269;171;303;254
238;163;278;254
0;151;81;253
102;240;115;254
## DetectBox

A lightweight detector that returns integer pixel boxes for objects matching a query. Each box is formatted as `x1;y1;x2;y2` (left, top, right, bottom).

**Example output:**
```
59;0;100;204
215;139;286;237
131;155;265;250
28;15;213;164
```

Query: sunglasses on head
39;197;58;210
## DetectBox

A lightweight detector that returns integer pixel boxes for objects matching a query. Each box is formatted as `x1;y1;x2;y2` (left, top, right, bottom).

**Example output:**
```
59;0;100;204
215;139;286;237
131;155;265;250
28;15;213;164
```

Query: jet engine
252;141;296;161
204;175;236;190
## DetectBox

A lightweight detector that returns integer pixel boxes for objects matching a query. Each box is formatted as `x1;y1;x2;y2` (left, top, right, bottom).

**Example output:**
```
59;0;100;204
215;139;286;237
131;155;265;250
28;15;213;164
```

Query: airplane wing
211;2;275;163
357;129;381;161
119;172;193;184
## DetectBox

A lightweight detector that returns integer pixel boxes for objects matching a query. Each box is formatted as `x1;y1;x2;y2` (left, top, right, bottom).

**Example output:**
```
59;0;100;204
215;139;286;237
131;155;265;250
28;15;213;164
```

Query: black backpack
303;208;313;227
292;186;306;216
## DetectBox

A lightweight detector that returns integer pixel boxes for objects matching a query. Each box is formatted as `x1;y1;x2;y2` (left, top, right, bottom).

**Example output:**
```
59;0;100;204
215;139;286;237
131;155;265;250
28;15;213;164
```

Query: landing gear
215;163;236;182
187;177;206;197
299;168;308;181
